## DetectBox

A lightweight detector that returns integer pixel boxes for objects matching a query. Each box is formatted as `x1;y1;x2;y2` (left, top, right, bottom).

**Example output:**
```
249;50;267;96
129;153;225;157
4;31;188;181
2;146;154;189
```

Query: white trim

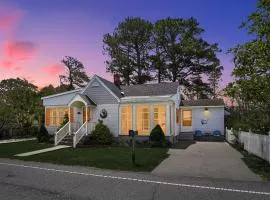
68;94;88;107
41;89;82;100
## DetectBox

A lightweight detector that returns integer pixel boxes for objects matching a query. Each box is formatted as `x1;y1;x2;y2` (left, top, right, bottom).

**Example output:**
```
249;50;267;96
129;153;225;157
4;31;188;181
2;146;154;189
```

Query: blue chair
194;130;203;137
213;130;221;136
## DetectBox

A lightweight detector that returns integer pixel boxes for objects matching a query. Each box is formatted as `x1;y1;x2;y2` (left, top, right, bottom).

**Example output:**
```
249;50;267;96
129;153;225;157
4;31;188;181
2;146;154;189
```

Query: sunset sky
0;0;256;89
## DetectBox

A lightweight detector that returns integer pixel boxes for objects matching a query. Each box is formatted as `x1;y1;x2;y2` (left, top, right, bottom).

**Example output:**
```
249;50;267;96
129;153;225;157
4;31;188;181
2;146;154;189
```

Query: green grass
0;140;169;172
0;140;53;157
232;143;270;181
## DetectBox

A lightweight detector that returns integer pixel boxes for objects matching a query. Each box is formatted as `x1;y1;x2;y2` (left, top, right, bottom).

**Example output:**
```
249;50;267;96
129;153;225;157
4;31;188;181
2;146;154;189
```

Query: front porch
54;94;97;147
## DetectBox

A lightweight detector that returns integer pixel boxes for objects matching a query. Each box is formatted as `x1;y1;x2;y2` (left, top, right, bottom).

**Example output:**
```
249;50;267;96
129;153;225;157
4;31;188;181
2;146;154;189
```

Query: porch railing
73;121;87;148
55;121;70;146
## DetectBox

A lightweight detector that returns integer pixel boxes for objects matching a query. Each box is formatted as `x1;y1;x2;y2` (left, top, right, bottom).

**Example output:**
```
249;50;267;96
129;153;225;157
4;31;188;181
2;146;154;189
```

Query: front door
181;108;192;132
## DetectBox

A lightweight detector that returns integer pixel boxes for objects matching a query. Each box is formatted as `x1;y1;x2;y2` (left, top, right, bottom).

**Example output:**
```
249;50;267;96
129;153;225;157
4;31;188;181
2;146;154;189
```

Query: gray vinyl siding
83;80;119;104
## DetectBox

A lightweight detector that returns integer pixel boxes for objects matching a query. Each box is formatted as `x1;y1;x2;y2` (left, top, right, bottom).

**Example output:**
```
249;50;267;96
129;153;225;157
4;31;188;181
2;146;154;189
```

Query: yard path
0;138;36;144
15;145;71;157
152;141;261;181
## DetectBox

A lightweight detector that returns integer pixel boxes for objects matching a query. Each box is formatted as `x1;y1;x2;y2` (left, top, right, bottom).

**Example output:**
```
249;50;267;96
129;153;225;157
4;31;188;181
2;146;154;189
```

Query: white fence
226;128;270;163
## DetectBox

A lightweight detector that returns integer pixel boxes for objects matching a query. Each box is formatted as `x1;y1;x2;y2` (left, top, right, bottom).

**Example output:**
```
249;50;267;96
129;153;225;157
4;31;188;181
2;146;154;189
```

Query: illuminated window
121;105;132;135
182;110;192;126
49;107;68;126
136;105;150;135
153;105;166;133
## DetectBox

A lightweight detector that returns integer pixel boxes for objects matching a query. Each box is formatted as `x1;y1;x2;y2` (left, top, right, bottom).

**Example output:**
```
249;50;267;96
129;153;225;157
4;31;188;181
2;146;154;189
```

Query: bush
149;125;165;142
149;125;171;147
37;124;50;143
91;120;114;145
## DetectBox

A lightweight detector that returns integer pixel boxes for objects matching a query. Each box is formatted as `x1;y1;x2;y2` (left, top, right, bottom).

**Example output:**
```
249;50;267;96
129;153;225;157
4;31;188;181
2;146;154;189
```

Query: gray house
42;74;224;147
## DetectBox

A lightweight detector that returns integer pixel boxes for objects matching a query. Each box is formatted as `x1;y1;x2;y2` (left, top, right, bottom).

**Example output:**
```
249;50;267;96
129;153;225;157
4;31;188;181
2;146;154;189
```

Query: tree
153;17;222;97
0;78;42;132
60;56;90;90
38;84;56;97
103;17;153;85
225;0;270;134
208;65;224;98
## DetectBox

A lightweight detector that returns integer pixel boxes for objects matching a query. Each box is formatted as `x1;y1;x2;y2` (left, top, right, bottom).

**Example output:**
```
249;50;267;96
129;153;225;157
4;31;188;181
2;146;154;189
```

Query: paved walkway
15;145;71;157
0;138;36;144
152;142;261;181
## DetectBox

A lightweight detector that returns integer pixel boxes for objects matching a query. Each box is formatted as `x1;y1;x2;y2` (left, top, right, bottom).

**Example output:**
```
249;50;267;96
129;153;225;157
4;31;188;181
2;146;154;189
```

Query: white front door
181;108;193;132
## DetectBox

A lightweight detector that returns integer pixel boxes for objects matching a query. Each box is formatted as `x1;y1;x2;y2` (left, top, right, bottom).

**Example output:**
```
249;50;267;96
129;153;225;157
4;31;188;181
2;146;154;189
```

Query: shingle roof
121;82;179;97
97;76;179;97
78;94;96;106
96;76;122;98
181;99;224;107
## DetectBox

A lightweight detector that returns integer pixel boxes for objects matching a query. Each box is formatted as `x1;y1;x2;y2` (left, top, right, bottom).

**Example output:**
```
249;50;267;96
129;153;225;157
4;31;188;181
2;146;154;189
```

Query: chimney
113;74;121;88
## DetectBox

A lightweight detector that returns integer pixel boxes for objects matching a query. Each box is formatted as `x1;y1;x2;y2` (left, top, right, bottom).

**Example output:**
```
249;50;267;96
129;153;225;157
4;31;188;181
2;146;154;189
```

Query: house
41;74;225;147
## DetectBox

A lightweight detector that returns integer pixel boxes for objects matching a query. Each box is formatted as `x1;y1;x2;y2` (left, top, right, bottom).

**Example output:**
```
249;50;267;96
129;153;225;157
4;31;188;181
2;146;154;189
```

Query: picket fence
226;127;270;163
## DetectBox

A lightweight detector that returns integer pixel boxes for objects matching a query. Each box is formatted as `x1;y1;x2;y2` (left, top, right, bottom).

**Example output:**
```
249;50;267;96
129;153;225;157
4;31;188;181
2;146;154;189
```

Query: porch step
58;133;87;146
59;134;74;146
178;132;194;141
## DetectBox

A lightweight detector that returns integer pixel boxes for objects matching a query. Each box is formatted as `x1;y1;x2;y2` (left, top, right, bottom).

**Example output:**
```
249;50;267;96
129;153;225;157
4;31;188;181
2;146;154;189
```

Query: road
0;158;269;200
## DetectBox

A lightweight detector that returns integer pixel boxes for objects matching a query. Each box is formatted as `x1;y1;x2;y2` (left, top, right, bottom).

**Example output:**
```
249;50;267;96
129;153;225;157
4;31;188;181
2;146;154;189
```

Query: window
48;107;69;126
136;105;150;135
121;106;132;135
154;105;166;133
182;110;192;126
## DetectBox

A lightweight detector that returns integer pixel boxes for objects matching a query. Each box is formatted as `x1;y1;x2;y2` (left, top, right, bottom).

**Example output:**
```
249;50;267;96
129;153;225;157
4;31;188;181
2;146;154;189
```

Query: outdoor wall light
77;112;81;114
204;107;208;111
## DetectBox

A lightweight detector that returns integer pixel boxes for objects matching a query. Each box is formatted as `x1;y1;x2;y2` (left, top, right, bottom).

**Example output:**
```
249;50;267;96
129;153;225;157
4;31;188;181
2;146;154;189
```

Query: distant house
42;74;224;147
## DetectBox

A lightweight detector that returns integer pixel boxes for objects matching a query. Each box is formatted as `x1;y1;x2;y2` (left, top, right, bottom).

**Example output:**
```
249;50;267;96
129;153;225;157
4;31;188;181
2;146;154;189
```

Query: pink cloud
4;40;38;60
14;66;23;71
0;60;14;69
0;6;23;31
43;64;65;76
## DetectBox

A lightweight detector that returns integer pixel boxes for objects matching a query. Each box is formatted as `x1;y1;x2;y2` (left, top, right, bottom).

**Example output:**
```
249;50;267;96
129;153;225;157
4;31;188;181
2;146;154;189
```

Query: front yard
0;140;169;172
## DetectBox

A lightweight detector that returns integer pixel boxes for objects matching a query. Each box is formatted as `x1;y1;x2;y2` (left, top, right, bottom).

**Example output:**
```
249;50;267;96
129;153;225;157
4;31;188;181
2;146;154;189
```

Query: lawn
0;140;169;172
231;143;270;181
0;140;53;157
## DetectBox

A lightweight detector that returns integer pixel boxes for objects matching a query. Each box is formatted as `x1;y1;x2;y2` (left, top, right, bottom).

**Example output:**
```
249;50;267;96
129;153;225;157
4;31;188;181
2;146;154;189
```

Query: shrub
37;124;50;142
149;125;171;148
149;125;165;142
91;120;114;145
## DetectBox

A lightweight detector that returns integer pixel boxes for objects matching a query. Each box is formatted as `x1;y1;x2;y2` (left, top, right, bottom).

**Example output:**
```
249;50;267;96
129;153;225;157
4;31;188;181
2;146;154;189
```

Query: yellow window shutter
45;108;51;126
69;107;74;122
87;107;91;122
83;107;86;123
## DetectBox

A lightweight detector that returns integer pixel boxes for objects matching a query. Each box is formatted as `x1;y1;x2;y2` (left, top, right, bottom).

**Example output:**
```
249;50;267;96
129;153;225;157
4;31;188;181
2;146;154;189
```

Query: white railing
73;122;87;148
55;122;70;146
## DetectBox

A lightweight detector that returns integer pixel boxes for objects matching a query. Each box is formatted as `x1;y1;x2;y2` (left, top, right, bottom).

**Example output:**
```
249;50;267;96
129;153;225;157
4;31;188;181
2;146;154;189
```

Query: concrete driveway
152;142;261;181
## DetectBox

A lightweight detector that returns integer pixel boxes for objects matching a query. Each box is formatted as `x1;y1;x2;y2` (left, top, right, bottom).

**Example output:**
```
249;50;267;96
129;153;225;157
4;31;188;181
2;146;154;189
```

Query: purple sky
0;0;256;88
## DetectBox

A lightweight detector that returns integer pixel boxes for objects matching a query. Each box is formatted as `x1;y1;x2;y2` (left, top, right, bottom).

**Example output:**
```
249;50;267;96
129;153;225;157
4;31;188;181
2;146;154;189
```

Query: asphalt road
0;158;269;200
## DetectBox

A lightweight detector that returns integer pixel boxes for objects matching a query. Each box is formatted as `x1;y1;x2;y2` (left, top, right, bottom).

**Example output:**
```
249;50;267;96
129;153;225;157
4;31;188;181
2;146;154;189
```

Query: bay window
136;105;150;135
154;105;166;133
